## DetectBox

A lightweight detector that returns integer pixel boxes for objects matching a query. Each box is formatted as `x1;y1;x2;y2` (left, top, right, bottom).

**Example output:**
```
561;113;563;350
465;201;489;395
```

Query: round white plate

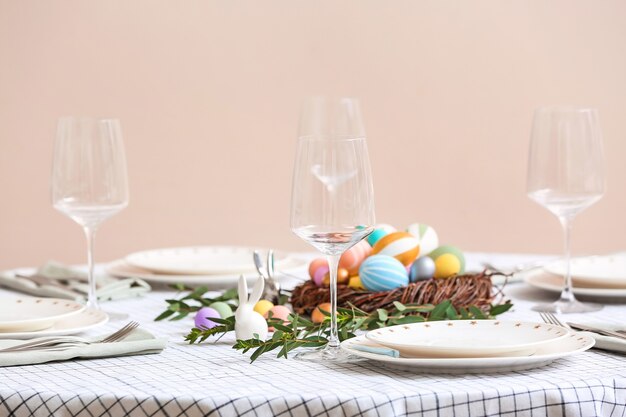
523;269;626;298
365;320;569;358
0;297;85;332
107;257;307;289
341;332;594;374
544;253;626;289
125;246;296;275
0;308;109;340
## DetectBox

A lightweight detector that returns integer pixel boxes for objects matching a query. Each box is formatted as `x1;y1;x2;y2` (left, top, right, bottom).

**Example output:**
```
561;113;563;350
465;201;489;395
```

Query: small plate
341;332;594;374
0;308;109;340
365;320;569;358
544;253;626;289
0;297;85;332
125;246;296;275
523;269;626;298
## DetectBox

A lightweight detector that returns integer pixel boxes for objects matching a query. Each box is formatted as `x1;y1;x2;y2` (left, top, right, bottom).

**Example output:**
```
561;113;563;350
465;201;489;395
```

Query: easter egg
367;228;389;246
372;231;420;266
265;305;291;321
359;255;409;292
254;299;274;316
406;223;439;256
311;302;331;324
309;258;328;279
339;240;372;274
376;223;397;233
348;275;364;290
194;307;220;329
409;256;436;282
428;245;466;278
322;268;350;286
312;265;330;286
209;302;233;318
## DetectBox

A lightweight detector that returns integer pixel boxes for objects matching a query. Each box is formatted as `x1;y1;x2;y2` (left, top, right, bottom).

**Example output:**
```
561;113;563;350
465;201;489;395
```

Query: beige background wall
1;1;625;270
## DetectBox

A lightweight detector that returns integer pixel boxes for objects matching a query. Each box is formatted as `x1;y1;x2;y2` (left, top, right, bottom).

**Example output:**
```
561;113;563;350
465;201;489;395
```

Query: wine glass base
532;299;603;314
294;345;364;363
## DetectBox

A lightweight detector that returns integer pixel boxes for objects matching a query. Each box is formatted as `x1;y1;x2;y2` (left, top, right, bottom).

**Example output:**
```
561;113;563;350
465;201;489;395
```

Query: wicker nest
290;271;507;315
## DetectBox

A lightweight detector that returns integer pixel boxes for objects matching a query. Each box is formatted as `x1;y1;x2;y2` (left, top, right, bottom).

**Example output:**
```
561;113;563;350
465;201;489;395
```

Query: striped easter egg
406;223;439;256
339;240;372;274
359;255;409;292
371;231;420;266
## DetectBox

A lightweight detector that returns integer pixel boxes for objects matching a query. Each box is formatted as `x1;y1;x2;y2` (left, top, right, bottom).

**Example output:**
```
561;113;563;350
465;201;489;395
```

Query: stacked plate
524;253;626;298
0;297;108;340
107;246;308;289
341;320;594;373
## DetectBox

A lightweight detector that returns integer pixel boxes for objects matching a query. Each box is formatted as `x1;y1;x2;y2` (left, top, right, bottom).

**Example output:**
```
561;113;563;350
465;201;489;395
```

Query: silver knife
567;322;626;340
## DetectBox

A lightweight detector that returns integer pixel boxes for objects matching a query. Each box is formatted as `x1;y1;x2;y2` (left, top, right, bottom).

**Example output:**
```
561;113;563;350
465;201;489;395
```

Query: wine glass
52;117;129;311
527;106;605;313
290;97;375;361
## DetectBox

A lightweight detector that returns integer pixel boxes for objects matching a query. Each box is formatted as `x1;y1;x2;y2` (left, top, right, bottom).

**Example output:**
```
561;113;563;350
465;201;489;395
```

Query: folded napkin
0;328;167;367
0;261;150;302
577;321;626;355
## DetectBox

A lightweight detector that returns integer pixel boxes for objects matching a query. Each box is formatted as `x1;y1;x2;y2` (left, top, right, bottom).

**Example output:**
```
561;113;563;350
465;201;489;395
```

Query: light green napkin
0;261;151;302
0;328;167;367
579;321;626;354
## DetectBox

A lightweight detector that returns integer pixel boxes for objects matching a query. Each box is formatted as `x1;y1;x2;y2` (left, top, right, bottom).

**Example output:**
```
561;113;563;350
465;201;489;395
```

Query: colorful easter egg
254;299;274;316
309;258;328;279
372;231;420;266
311;302;331;324
322;268;350;286
348;275;364;290
359;255;409;292
265;305;291;321
375;223;397;233
367;228;389;246
428;245;465;278
339;240;372;274
194;307;220;329
209;302;233;318
409;256;436;282
406;223;439;256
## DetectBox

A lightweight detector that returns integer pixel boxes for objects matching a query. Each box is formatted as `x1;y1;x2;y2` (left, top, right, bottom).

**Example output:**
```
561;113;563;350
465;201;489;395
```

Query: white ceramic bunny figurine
235;275;268;341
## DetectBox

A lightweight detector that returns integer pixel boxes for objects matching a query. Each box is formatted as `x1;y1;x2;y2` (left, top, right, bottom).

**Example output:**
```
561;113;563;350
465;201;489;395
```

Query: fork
539;312;571;329
253;250;280;303
0;321;139;353
539;313;626;340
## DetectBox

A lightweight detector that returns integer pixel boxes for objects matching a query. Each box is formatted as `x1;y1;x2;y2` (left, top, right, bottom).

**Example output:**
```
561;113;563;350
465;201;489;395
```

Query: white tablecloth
0;253;625;417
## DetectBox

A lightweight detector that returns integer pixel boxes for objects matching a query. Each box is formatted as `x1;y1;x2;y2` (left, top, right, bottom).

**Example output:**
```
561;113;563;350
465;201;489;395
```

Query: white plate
125;246;296;275
523;269;626;298
107;257;307;289
0;297;85;332
544;253;626;289
365;320;569;358
0;308;109;340
341;332;594;374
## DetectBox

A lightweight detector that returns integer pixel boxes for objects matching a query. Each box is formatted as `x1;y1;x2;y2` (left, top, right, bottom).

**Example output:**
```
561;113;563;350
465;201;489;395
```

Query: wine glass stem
326;254;341;348
83;226;98;310
558;216;576;304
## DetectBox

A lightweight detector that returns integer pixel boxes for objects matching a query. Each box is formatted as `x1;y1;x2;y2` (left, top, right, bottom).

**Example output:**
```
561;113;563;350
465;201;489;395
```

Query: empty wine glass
291;97;375;362
527;106;605;313
52;117;129;311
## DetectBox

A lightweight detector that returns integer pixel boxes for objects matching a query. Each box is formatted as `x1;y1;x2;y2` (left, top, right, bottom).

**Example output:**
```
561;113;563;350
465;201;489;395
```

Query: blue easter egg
409;256;436;282
367;228;389;246
359;255;409;292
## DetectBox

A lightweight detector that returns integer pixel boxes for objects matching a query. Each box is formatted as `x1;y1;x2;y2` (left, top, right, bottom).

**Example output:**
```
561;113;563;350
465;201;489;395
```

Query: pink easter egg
194;307;220;329
264;305;292;331
313;265;330;286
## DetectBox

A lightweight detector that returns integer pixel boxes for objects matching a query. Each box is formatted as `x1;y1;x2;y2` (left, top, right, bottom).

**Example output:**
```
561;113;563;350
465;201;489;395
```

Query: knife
567;322;626;340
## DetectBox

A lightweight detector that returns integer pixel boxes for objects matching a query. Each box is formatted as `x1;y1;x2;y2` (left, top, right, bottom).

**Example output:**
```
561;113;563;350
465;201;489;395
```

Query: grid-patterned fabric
0;254;625;417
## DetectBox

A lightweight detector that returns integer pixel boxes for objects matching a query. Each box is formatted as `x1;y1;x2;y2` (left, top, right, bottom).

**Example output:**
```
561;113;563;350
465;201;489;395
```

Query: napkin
577;321;626;355
0;328;167;367
0;261;151;302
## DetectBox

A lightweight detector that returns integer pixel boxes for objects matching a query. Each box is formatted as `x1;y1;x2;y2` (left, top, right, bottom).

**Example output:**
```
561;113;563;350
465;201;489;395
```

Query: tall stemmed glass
527;107;605;313
291;97;375;361
52;117;129;311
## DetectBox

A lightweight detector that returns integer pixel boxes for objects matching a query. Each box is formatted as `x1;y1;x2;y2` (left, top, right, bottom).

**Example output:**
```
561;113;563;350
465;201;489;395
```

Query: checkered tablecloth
0;253;625;417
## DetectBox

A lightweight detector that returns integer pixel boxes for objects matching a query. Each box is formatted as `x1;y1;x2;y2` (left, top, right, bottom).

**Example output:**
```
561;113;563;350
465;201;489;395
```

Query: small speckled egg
372;231;421;266
209;302;233;318
194;307;220;329
409;256;436;282
339;240;372;274
428;245;466;278
406;223;439;256
311;302;332;324
322;268;350;286
254;300;274;316
367;228;389;246
348;275;364;290
359;255;409;292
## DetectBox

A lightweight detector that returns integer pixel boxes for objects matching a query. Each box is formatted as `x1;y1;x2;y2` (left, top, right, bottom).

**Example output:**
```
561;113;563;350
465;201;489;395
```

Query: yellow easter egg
433;253;461;278
372;231;420;266
253;300;274;316
348;275;364;290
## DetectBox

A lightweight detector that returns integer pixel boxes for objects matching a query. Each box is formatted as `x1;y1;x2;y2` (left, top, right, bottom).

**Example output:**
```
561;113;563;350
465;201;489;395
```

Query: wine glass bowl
527;106;605;313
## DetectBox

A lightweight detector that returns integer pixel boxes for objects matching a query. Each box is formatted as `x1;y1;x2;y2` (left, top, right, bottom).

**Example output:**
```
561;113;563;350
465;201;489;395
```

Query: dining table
0;252;625;417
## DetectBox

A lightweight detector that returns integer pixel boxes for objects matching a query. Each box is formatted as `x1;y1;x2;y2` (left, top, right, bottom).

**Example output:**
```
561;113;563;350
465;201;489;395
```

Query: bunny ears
238;274;265;306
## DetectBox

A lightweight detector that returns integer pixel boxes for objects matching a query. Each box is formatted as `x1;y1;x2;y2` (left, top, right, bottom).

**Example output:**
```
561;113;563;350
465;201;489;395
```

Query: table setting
0;101;625;417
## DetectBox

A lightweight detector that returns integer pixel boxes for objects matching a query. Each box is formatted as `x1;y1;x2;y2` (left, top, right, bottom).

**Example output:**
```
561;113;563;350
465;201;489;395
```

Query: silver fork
253;250;280;303
539;312;571;329
0;321;139;353
539;313;626;340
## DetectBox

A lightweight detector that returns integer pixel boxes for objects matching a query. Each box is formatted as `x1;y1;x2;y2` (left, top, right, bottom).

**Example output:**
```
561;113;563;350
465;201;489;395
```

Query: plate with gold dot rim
0;308;108;339
0;297;85;332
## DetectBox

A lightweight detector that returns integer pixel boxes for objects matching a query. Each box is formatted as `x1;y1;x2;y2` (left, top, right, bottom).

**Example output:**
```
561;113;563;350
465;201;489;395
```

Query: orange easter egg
311;303;332;324
372;231;420;266
322;268;349;286
308;258;328;280
339;240;373;274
